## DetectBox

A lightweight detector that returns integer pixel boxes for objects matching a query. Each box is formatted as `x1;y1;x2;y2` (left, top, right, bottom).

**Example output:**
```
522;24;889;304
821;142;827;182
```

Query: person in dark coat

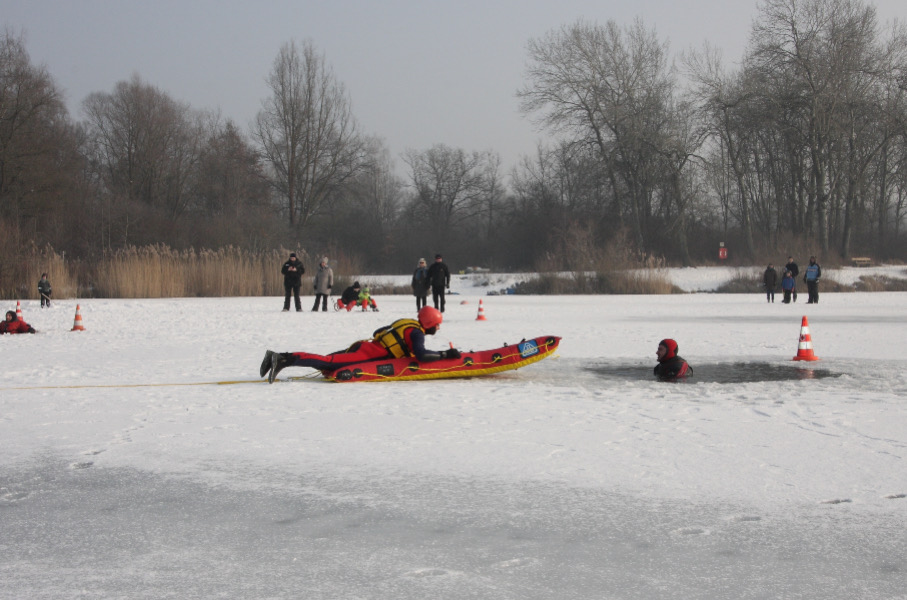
763;263;778;303
338;281;361;311
411;258;430;310
781;270;796;303
281;252;305;312
785;256;799;302
1;310;36;334
38;273;52;308
425;254;451;313
311;257;333;311
653;338;691;381
804;256;822;304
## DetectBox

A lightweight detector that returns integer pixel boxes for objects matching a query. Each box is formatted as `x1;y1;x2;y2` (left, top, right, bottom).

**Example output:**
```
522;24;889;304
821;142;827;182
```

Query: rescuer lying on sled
260;306;460;383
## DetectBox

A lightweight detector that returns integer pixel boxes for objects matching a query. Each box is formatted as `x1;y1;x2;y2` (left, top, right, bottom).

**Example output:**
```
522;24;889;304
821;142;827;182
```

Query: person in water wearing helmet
1;310;36;334
260;306;460;383
654;338;691;381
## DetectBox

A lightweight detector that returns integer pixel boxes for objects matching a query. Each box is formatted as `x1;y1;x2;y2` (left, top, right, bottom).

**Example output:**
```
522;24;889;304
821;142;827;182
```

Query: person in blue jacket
803;256;822;304
781;270;796;303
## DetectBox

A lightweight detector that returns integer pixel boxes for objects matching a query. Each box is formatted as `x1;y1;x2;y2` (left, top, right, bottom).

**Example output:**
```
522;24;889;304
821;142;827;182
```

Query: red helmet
418;306;443;330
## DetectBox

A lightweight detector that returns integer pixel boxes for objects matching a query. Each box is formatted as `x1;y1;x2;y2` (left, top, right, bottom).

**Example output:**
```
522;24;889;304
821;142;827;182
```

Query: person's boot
260;350;275;378
268;352;291;384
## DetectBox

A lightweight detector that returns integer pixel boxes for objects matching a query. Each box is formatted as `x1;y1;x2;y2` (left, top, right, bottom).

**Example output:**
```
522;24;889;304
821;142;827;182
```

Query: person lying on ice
259;306;460;383
653;338;691;381
1;310;36;334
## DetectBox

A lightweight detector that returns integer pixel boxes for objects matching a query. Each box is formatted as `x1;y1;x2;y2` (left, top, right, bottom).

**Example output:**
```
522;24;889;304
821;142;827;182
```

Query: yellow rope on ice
0;375;317;391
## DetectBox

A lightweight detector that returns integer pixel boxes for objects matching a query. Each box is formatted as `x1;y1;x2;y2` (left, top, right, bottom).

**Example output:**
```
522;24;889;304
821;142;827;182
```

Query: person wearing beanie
425;253;451;312
38;273;53;308
311;256;333;311
411;258;430;310
281;252;305;312
804;256;821;304
654;338;691;381
1;310;36;334
338;281;362;311
358;285;379;312
781;269;796;303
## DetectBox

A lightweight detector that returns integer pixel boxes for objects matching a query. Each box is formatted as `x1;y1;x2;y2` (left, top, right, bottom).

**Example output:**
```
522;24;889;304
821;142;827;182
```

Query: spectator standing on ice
762;263;778;303
653;338;691;381
38;273;52;308
311;257;333;312
804;256;822;304
411;258;430;310
781;270;796;303
1;310;36;334
785;256;799;302
426;253;451;313
281;252;305;312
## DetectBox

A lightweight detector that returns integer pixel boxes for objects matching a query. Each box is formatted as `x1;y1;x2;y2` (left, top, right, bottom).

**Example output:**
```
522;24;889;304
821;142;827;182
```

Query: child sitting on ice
358;286;378;312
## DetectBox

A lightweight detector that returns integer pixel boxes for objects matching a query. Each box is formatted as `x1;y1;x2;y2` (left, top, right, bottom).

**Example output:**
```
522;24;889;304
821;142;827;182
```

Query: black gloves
442;348;461;359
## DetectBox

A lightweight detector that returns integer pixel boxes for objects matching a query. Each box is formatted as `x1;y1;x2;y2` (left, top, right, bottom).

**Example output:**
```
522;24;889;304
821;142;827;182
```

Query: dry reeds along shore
7;244;903;300
5;245;327;299
6;243;679;299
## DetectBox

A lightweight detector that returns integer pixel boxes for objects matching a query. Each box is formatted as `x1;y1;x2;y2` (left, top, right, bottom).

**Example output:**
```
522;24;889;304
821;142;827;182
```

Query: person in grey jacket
38;273;52;308
411;258;430;310
311;257;334;311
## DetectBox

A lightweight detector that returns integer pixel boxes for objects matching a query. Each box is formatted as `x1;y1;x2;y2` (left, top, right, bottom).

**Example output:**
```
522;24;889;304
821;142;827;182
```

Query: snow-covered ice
2;267;906;599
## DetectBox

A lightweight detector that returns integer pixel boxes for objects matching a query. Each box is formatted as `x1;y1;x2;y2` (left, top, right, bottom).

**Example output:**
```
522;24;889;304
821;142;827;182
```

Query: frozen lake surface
2;273;906;598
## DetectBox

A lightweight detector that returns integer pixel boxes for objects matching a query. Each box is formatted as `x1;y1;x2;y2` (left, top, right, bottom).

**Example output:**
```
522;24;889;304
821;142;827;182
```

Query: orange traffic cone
16;300;23;320
71;304;86;331
476;298;487;321
792;316;819;361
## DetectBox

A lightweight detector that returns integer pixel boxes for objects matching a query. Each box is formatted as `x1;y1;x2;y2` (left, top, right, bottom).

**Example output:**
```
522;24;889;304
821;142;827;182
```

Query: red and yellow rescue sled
326;335;561;382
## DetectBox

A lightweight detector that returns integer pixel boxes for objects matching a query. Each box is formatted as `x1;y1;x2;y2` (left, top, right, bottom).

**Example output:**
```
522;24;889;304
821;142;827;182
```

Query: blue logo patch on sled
518;340;539;358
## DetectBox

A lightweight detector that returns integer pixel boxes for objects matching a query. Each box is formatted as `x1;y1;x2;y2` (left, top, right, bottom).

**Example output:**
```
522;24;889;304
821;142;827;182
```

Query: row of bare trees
3;0;907;286
516;0;907;265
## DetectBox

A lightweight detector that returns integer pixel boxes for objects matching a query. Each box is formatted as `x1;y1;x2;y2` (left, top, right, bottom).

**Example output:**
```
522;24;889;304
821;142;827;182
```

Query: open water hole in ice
585;361;841;384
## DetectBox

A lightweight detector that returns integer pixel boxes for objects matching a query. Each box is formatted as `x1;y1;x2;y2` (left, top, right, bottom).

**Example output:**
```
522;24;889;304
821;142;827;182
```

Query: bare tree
748;0;884;254
685;45;759;257
254;39;365;231
83;74;204;245
518;18;678;254
192;117;275;247
402;144;501;247
0;29;78;244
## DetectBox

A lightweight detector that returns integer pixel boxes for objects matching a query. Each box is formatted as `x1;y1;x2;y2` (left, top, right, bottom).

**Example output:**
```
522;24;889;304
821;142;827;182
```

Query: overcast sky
3;0;904;175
